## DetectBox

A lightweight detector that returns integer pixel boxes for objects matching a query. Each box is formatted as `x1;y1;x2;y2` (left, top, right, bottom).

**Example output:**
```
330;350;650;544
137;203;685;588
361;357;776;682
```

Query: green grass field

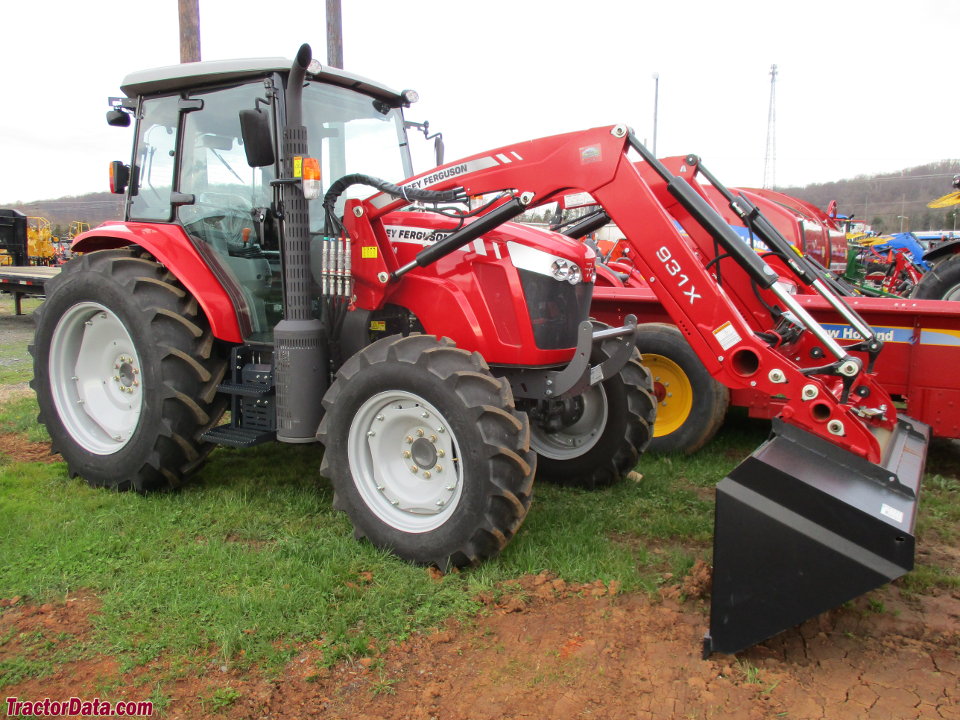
1;293;957;691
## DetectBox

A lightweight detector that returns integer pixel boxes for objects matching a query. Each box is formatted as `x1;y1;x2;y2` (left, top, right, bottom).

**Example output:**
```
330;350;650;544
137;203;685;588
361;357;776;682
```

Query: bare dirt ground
2;561;958;719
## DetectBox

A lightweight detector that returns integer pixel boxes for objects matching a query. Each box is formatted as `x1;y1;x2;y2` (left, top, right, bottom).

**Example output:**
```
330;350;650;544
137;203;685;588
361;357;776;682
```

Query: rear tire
317;334;536;569
30;249;228;492
528;324;656;489
912;254;960;300
636;323;729;453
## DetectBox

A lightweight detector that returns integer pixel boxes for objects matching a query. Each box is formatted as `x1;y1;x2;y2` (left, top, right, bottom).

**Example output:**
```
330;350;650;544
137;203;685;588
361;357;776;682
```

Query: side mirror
239;109;275;167
106;109;131;127
434;134;445;167
109;161;129;194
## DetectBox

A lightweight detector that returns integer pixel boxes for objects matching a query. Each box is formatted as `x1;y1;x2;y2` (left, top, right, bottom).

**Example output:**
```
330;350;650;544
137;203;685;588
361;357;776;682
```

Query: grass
0;296;41;386
0;392;763;687
0;293;958;691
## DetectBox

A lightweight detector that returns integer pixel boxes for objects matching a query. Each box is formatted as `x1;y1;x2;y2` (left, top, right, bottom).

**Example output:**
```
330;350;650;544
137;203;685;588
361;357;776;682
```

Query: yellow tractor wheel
636;323;729;453
644;353;694;438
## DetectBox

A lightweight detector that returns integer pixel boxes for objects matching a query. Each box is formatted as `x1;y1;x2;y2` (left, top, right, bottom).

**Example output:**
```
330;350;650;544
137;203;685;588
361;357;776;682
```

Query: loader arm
361;124;895;465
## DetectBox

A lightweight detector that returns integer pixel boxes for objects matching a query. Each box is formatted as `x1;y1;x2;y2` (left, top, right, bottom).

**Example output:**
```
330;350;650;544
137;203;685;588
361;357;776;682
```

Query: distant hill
4;192;124;238
778;160;960;234
6;160;960;238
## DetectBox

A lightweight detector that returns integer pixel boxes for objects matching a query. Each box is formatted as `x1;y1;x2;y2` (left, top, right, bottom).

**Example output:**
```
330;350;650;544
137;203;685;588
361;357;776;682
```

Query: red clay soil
0;433;61;463
3;566;958;720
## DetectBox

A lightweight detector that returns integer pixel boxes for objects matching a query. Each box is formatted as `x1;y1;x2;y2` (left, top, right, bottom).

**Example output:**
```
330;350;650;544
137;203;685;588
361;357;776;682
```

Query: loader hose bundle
322;174;465;218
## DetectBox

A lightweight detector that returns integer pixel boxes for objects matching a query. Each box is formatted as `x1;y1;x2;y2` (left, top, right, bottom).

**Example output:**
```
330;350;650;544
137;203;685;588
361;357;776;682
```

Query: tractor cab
109;58;418;341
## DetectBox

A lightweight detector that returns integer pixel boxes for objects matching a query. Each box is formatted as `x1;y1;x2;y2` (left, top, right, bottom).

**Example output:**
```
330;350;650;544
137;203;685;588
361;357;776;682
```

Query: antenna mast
763;64;777;190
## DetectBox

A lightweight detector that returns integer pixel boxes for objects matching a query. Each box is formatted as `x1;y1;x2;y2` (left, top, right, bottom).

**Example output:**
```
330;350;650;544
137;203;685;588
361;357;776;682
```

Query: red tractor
32;45;928;656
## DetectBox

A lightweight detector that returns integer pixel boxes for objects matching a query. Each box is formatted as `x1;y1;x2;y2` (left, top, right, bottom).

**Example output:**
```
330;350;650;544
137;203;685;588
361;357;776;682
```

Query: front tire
30;249;227;492
912;254;960;300
317;334;536;569
527;325;656;489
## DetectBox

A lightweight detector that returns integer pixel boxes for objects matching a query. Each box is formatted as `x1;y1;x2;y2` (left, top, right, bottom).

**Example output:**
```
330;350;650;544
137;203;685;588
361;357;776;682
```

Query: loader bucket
704;416;929;656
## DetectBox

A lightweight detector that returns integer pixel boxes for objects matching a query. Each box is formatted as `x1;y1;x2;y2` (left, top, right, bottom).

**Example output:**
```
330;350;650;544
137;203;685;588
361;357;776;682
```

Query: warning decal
713;321;742;351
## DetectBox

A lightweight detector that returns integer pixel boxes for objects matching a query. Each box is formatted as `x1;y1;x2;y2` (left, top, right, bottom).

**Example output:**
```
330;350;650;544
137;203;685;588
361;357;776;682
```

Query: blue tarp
873;232;931;271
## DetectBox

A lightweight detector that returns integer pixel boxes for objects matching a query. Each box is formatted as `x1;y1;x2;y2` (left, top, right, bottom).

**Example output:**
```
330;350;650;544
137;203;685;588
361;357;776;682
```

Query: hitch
504;315;638;400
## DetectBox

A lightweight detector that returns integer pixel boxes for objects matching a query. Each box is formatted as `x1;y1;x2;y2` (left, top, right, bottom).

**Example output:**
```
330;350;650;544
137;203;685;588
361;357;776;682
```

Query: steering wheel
181;193;254;239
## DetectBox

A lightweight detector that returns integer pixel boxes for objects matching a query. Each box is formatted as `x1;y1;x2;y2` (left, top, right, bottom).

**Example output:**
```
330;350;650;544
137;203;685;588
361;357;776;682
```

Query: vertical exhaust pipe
274;43;327;443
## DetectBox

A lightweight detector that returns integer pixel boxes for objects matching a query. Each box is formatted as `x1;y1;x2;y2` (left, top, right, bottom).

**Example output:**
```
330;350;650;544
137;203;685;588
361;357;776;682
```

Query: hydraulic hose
322;173;465;214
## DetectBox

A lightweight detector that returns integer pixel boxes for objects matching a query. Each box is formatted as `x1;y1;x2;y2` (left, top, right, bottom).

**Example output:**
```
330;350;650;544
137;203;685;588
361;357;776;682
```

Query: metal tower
763;64;777;190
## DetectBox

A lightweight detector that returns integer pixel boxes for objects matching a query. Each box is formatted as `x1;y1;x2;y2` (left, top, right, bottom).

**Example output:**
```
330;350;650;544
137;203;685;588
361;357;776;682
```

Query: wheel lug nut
402;450;411;458
405;436;413;444
423;471;431;479
429;435;437;443
421;411;429;419
416;428;424;437
376;414;384;421
437;449;445;457
367;431;376;437
410;466;419;473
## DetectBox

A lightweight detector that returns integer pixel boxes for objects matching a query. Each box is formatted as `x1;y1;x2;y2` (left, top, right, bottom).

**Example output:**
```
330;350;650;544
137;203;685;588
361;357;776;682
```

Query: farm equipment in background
844;233;926;297
0;209;28;266
26;217;58;265
34;45;928;656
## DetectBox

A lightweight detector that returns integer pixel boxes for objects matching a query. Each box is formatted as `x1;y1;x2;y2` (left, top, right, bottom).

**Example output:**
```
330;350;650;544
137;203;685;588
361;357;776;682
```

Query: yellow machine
27;217;57;264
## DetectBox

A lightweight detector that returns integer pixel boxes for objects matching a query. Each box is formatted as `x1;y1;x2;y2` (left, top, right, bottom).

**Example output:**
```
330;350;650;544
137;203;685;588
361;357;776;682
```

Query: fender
923;238;960;265
72;221;243;343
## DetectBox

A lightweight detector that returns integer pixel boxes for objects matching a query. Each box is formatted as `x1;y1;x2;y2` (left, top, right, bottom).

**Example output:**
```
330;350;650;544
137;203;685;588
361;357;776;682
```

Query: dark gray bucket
704;416;929;656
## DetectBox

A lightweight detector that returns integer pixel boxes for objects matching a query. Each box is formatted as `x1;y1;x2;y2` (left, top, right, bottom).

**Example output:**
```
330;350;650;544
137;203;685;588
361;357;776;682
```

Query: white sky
1;0;957;205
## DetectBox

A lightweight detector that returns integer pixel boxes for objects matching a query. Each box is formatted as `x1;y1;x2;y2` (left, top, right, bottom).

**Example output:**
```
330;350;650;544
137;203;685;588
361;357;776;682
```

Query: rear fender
71;222;243;343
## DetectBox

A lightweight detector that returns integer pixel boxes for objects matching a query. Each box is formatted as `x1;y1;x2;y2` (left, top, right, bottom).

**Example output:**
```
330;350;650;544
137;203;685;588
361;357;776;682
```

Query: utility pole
178;0;201;63
651;73;659;156
326;0;343;68
763;64;777;190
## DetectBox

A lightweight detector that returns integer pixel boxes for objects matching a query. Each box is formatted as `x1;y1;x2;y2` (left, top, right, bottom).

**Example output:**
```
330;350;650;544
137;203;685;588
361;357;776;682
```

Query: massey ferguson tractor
32;45;929;656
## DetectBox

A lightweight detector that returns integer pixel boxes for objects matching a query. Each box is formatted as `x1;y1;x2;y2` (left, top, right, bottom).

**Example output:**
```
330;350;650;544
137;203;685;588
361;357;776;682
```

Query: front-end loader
32;44;928;656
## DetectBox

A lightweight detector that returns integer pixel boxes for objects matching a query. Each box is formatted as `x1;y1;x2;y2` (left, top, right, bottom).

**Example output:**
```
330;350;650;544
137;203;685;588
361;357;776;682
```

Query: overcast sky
1;0;957;206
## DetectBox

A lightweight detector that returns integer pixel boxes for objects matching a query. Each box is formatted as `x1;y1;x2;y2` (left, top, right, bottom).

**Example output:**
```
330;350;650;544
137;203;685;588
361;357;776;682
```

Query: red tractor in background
32;45;927;656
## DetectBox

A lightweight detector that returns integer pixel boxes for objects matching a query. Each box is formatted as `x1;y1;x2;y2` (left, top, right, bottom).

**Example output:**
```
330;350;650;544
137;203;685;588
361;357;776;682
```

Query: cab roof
120;57;405;104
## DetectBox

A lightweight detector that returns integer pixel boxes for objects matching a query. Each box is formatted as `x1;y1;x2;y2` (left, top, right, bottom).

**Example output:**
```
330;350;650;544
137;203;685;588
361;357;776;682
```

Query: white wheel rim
529;385;608;460
48;302;143;455
942;283;960;301
347;391;463;533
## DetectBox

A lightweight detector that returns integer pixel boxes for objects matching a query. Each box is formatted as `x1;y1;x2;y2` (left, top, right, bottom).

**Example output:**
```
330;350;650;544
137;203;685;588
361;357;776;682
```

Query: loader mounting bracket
502;315;638;400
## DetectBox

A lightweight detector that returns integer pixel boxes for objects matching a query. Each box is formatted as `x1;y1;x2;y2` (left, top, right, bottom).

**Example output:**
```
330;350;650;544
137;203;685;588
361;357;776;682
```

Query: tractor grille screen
518;270;593;350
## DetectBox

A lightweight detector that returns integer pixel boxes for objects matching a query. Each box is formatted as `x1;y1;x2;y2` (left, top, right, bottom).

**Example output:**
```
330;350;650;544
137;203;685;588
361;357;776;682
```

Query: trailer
0;209;61;312
0;266;59;314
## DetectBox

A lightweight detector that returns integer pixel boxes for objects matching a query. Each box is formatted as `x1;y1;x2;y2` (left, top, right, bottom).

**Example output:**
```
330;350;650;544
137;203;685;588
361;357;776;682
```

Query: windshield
302;83;412;231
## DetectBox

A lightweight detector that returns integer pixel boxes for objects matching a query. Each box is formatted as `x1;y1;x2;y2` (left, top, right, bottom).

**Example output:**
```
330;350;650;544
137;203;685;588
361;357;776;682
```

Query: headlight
507;241;585;285
551;259;571;281
550;259;582;284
